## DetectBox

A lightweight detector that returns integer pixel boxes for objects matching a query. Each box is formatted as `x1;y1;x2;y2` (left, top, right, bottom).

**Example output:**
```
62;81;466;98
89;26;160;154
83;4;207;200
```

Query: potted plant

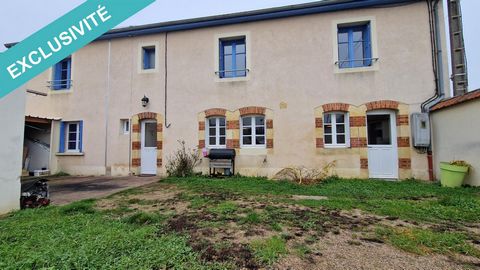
439;160;471;188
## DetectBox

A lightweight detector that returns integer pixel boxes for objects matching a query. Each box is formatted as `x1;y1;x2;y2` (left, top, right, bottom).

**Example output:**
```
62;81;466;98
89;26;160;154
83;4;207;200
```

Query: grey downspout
422;0;445;112
164;32;171;128
104;40;112;175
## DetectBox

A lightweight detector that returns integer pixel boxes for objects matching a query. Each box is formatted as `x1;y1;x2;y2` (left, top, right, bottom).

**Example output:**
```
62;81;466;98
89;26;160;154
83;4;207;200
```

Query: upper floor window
337;23;372;69
324;112;350;147
52;57;71;90
219;37;246;78
206;117;226;148
59;121;83;153
241;116;265;148
142;46;156;70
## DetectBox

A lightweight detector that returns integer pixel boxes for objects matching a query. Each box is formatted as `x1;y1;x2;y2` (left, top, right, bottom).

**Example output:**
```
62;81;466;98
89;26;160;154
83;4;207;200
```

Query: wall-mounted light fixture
141;95;149;107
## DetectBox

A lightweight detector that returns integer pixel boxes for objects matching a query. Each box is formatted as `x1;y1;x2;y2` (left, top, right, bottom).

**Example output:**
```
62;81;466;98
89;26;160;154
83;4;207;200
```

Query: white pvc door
141;120;157;175
367;111;398;179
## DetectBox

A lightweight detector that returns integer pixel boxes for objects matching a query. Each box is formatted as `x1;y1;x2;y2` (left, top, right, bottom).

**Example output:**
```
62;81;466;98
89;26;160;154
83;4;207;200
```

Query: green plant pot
439;162;469;188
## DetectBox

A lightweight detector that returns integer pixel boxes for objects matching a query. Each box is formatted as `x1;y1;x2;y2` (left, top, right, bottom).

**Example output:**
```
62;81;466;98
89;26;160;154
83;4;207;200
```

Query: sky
1;0;478;91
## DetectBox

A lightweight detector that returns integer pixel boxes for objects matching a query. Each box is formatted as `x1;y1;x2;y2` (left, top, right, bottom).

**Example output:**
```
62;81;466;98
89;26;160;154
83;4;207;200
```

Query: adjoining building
8;0;452;180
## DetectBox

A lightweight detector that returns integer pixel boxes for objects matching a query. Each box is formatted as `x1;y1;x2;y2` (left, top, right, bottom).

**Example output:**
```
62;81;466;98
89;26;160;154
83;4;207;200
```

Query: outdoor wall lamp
141;95;149;107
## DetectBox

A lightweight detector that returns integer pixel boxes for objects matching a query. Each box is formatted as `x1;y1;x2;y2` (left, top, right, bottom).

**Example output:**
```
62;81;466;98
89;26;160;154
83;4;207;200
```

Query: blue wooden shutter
219;40;224;78
53;63;62;90
364;24;372;66
59;122;66;153
79;121;84;152
143;49;149;69
66;58;72;89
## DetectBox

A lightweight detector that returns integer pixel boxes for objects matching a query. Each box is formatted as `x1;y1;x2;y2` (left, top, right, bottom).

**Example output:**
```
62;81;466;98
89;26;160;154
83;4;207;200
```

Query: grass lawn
1;176;480;269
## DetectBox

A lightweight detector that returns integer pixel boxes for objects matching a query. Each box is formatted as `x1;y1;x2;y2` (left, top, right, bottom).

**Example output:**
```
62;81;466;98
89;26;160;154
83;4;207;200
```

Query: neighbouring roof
430;89;480;112
4;0;419;48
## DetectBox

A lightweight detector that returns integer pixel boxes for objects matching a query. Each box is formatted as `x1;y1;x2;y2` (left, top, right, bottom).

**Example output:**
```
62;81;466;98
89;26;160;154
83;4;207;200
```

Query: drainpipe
421;0;445;112
104;40;112;175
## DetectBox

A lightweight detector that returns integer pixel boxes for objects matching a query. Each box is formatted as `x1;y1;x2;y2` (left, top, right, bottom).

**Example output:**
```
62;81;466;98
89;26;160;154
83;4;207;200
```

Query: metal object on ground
20;179;50;209
207;149;236;176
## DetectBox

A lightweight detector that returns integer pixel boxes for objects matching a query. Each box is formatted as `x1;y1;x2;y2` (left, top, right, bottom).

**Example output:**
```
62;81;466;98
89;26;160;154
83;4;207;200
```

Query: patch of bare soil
274;232;466;270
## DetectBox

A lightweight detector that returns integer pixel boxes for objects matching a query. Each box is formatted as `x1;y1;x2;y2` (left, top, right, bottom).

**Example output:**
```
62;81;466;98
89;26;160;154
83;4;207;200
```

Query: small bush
274;161;337;185
251;236;287;265
166;140;201;177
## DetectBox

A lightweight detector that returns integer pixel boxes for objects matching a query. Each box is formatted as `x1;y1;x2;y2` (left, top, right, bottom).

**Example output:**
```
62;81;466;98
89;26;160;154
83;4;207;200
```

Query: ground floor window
207;117;226;148
241;116;265;147
60;121;83;153
324;112;349;147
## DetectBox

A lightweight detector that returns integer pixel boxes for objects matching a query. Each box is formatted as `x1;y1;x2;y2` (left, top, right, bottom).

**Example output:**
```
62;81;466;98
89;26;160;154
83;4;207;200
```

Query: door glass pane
367;115;391;145
144;122;157;147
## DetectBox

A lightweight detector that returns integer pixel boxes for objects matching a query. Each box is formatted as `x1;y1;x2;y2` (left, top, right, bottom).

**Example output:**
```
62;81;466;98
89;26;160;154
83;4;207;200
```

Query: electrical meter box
411;113;430;147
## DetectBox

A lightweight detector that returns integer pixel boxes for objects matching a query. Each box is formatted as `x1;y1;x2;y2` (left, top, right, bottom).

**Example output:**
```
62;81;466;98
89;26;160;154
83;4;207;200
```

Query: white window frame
138;42;159;74
323;112;350;148
332;16;379;74
241;115;266;148
121;119;130;135
66;122;81;153
206;117;227;149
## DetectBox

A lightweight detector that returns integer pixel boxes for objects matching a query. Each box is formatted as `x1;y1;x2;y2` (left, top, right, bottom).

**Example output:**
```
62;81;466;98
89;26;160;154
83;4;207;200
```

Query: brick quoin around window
396;115;409;126
397;137;410;147
361;158;369;169
239;106;266;116
316;138;324;148
198;121;205;131
227;120;240;129
205;108;227;117
351;138;367;148
350;116;366;127
322;103;350;112
227;139;240;149
132;141;141;150
366;100;399;111
138;112;157;120
399;158;412;169
315;118;323;128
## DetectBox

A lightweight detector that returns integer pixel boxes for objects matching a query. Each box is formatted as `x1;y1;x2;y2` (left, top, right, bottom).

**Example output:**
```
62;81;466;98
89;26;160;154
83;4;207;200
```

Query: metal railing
335;58;379;66
215;69;250;77
47;80;73;90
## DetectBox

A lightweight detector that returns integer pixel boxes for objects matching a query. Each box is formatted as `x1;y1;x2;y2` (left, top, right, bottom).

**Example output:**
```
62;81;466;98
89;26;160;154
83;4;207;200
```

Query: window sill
49;89;73;95
334;64;378;74
215;75;250;83
56;152;84;156
239;147;267;156
324;145;350;149
139;68;158;74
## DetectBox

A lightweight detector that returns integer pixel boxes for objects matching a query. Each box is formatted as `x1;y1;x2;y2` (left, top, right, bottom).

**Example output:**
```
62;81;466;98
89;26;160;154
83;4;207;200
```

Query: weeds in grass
251;236;288;265
209;202;238;216
124;212;164;225
60;199;96;214
376;227;480;258
293;243;312;258
240;211;262;225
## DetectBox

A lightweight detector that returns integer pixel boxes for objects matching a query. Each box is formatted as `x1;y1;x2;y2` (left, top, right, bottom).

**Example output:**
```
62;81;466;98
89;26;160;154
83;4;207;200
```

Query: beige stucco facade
22;1;449;180
0;89;26;214
431;100;480;186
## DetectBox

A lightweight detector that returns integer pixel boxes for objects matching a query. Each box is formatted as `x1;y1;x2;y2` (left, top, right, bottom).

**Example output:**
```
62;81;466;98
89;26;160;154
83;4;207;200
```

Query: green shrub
166;140;201;177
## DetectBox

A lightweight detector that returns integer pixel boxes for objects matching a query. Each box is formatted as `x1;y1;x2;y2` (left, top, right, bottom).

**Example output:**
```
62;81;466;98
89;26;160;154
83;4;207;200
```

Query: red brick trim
205;108;227;117
316;138;324;148
266;119;274;129
227;120;239;129
361;158;369;169
351;138;367;148
396;115;409;126
315;118;323;128
157;141;163;150
399;158;411;169
198;140;205;149
132;124;140;133
132;141;141;150
157;159;163;166
138;112;157;120
199;121;205;131
267;139;274;149
157;123;163;132
227;139;240;149
350;116;366;127
132;158;141;167
366;100;399;111
397;137;410;147
322;103;350;112
239;106;266;116
431;89;480;111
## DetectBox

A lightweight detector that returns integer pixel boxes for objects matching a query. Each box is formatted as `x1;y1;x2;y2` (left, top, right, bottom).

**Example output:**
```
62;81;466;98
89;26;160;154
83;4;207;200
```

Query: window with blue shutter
59;121;83;153
219;37;246;78
142;47;156;70
337;23;372;69
52;57;71;90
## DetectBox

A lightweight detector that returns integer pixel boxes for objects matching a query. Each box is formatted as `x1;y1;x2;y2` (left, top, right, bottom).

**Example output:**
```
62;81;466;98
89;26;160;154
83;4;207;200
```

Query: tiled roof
430;89;480;112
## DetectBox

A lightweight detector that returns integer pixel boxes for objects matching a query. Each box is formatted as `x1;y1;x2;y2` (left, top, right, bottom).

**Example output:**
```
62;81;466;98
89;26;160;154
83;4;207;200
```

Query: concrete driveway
47;176;159;205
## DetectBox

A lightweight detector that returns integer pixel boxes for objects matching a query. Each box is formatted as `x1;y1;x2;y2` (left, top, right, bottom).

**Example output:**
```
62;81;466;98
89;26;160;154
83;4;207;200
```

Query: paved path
47;176;159;205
